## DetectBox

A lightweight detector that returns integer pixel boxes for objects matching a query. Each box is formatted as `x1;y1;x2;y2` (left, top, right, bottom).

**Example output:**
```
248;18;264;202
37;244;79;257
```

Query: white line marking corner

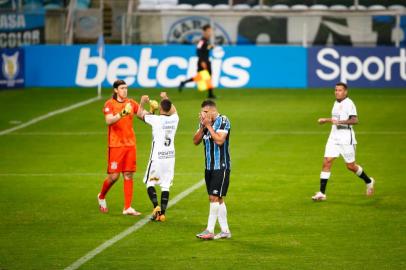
64;179;204;270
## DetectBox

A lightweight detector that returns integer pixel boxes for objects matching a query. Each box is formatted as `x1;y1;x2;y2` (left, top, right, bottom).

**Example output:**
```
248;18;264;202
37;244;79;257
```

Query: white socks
207;202;219;233
218;203;230;233
320;171;331;179
356;165;363;176
207;202;230;233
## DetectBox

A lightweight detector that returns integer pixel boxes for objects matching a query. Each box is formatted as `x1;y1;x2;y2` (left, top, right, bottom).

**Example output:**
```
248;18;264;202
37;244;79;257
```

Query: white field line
5;130;406;136
0;172;202;177
0;96;101;136
64;179;205;270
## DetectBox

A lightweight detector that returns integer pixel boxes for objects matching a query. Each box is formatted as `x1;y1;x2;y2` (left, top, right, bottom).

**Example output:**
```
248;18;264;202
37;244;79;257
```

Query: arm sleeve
197;40;207;58
217;117;230;133
144;114;158;126
103;101;114;115
349;101;357;116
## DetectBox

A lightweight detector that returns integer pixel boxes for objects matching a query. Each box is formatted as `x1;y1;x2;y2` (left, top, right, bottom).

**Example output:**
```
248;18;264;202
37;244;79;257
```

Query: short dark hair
161;99;172;113
336;82;348;90
202;24;211;31
201;99;216;108
113;79;126;89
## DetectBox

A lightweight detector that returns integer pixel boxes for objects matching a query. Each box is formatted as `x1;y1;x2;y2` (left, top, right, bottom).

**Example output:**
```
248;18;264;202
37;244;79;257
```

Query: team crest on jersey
166;16;231;45
110;161;118;170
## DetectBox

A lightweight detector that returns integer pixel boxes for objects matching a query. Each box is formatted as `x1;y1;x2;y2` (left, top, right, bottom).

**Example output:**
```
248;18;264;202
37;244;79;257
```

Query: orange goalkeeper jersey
103;98;139;148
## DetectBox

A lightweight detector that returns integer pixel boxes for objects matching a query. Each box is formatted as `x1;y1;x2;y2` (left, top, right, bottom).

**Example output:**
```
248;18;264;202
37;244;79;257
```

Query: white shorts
324;142;356;163
143;158;175;191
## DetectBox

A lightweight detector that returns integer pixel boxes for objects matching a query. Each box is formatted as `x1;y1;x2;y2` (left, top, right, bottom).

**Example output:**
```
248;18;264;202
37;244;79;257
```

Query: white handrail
64;0;77;44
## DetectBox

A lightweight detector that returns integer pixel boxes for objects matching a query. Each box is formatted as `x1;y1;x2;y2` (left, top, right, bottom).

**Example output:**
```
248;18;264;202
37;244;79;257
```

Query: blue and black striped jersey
202;115;231;171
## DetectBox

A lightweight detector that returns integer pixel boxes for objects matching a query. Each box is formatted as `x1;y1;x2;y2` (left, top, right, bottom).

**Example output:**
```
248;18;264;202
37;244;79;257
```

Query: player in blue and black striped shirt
193;100;231;240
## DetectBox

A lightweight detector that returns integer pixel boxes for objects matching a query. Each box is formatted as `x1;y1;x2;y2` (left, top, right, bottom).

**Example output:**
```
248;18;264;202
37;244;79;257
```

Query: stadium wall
9;45;406;89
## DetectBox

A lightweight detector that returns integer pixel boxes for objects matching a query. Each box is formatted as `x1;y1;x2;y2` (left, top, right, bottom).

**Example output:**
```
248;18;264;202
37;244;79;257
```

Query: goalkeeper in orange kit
97;79;145;216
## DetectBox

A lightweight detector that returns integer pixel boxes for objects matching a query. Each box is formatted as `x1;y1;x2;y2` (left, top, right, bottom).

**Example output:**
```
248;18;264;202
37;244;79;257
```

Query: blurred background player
312;82;375;201
137;92;179;222
97;79;142;216
178;24;216;99
193;100;231;240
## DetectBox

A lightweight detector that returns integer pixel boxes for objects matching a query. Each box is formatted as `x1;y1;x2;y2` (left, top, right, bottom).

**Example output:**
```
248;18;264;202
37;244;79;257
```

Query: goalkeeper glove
119;103;133;117
149;100;159;114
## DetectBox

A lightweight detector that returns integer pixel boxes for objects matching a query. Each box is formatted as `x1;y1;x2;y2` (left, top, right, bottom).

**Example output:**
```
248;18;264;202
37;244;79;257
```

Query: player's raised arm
160;92;177;115
193;112;206;145
203;113;228;146
137;95;150;121
105;103;132;125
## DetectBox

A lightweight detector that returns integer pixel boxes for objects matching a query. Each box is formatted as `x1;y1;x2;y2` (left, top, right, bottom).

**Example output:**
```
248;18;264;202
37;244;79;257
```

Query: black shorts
197;60;212;75
205;169;230;197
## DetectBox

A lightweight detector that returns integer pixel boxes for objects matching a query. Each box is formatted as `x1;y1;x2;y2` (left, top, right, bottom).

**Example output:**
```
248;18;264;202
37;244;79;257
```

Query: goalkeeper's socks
147;186;158;208
123;178;133;209
320;171;331;194
99;178;113;199
356;166;372;184
161;191;169;214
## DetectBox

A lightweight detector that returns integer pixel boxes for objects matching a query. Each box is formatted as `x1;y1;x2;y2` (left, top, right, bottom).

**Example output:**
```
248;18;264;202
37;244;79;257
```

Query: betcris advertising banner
308;47;406;88
24;45;307;88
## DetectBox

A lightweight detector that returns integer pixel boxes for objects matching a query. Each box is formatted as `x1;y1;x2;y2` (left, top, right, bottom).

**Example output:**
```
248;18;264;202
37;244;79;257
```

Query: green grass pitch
0;87;405;269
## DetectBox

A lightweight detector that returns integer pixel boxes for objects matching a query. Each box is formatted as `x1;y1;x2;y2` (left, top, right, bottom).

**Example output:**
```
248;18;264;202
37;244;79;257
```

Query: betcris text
309;47;406;87
75;47;251;88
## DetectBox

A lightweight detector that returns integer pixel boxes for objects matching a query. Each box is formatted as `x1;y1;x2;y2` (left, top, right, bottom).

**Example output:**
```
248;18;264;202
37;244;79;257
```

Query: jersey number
164;135;172;147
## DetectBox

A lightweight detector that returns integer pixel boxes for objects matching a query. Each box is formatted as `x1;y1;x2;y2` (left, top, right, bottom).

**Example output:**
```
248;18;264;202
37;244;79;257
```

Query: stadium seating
388;5;406;11
214;4;229;9
233;4;251;10
176;3;193;9
349;5;367;10
134;0;406;11
194;3;213;10
309;5;329;10
368;5;386;10
329;5;348;10
270;4;289;10
291;4;308;10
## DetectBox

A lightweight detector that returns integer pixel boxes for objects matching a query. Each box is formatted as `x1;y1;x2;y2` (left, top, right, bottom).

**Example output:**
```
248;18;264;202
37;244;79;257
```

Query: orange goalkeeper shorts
107;146;136;173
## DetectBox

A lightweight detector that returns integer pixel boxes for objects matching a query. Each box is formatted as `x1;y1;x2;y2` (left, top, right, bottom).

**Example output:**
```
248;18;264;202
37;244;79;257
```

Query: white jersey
327;97;357;145
144;113;179;161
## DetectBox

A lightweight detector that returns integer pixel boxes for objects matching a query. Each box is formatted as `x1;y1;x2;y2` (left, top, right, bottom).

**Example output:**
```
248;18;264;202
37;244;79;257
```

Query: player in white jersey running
312;82;375;201
137;92;179;221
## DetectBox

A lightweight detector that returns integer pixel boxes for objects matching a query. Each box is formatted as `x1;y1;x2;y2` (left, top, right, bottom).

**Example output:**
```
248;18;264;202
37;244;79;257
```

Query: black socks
147;186;158;208
161;191;169;214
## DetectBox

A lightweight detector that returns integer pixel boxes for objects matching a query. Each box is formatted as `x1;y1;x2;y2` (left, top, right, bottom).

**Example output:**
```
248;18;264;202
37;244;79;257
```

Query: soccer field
0;87;405;270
